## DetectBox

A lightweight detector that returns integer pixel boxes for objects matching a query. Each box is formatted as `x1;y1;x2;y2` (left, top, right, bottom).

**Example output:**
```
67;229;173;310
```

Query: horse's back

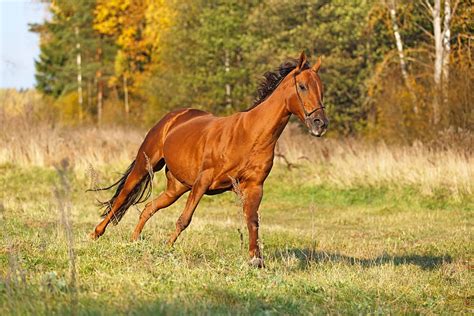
162;110;242;186
154;108;212;136
135;108;211;166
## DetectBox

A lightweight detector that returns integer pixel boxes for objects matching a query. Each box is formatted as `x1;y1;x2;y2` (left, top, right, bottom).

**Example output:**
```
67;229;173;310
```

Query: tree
384;0;418;113
94;0;173;116
144;0;258;118
30;0;471;139
421;0;460;124
31;0;116;123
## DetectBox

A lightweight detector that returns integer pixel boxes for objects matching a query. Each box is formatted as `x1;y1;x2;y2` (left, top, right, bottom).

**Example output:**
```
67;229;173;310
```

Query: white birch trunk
388;1;408;79
432;0;443;123
442;0;451;102
433;0;443;87
96;45;103;126
428;0;455;123
75;26;83;121
387;0;418;113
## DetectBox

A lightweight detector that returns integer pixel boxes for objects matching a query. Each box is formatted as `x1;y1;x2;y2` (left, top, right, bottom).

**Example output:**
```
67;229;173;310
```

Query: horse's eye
298;83;306;91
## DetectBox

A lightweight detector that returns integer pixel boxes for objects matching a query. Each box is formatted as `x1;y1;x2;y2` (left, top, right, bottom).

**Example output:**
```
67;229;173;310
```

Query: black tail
88;160;153;225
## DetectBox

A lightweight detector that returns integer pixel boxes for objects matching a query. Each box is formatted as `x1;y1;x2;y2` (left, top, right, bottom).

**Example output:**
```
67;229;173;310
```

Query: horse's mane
243;58;311;112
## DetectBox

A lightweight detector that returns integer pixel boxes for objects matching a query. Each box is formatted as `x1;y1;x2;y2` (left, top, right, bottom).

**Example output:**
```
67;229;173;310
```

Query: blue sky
0;0;48;89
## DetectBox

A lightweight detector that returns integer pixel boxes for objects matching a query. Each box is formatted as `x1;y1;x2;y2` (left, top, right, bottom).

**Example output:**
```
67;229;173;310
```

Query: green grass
0;163;472;315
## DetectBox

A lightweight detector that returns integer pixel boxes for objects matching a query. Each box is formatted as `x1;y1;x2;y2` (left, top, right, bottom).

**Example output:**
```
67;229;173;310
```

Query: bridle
293;71;326;123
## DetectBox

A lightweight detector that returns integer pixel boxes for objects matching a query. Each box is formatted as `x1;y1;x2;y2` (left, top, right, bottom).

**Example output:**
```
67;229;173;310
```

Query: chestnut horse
90;51;328;267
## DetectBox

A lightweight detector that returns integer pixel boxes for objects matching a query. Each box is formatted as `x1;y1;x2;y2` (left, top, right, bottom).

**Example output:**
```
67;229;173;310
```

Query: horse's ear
296;51;307;72
312;56;322;73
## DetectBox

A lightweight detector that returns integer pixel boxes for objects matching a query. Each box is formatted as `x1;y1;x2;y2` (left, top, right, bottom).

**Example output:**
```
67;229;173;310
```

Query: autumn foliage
29;0;472;143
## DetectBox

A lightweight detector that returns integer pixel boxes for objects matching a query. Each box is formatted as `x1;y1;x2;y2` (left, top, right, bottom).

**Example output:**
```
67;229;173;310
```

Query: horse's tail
89;160;154;225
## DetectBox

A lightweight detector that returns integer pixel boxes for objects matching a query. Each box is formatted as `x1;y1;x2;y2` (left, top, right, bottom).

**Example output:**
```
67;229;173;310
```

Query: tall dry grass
0;116;142;169
1;110;472;197
277;124;472;197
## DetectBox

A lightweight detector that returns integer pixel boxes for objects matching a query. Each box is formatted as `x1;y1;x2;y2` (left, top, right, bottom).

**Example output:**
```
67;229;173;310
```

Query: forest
27;0;473;142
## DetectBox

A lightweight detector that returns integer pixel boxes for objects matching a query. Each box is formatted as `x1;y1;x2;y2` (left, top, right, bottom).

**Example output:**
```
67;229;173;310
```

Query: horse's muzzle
306;117;328;137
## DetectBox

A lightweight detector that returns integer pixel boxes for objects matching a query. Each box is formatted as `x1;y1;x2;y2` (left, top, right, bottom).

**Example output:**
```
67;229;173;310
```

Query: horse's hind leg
91;158;164;240
91;165;146;239
167;169;213;246
131;170;189;241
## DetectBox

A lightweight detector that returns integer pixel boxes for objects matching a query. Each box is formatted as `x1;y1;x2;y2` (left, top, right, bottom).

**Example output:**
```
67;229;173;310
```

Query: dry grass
1;156;472;314
0;116;142;169
1;113;472;198
277;124;473;197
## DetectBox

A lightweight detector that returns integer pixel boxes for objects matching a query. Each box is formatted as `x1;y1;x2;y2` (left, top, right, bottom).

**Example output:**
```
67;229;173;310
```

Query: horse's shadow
271;248;452;270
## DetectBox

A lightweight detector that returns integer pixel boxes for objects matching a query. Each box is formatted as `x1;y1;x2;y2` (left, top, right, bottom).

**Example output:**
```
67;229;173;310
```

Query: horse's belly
162;121;208;186
164;150;239;190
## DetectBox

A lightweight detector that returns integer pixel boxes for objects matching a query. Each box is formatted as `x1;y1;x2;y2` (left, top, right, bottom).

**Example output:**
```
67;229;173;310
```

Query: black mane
244;58;311;111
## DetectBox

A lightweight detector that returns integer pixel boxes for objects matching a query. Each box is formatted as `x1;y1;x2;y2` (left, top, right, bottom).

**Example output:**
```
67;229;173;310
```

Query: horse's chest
210;148;274;186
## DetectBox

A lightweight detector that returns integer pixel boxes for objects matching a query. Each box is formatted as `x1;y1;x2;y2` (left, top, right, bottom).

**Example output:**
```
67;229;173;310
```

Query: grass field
0;122;473;314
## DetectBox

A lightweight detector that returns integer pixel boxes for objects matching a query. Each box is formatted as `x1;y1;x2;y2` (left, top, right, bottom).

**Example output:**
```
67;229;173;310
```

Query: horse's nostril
314;118;323;127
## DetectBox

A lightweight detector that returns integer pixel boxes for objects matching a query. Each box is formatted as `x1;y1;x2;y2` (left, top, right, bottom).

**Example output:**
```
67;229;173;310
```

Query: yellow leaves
145;0;175;53
94;0;129;35
93;0;175;91
94;0;174;50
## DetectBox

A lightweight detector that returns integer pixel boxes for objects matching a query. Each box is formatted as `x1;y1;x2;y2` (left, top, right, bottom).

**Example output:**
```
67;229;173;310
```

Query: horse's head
288;51;329;137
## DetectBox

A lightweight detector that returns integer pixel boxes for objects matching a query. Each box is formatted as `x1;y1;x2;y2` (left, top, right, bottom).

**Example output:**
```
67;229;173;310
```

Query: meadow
0;116;472;314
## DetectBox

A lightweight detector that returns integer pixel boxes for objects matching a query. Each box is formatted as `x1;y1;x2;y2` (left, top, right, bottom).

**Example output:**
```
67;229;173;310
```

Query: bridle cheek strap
293;73;325;122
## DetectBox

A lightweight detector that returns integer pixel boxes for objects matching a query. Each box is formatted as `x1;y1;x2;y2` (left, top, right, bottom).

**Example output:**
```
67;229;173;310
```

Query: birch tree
442;0;451;91
386;0;418;113
422;0;459;123
75;26;83;121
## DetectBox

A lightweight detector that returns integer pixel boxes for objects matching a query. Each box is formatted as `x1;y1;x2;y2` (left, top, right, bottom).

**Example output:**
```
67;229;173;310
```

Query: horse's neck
242;81;292;148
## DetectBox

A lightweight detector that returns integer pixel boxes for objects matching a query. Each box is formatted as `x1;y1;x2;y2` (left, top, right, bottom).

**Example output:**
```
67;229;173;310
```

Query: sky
0;0;48;89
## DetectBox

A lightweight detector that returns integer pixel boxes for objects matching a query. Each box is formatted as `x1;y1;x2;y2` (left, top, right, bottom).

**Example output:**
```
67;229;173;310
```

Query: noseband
293;72;325;121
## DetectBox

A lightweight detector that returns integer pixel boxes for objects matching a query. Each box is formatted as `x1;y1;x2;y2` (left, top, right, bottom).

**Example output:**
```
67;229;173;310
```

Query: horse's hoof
248;257;265;268
166;235;177;248
89;231;99;240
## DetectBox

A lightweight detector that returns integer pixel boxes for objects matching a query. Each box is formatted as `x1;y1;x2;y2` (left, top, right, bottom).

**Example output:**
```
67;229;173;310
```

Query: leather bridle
293;72;326;122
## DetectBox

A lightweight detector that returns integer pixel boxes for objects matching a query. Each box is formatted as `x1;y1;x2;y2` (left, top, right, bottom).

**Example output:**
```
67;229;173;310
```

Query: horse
90;51;328;267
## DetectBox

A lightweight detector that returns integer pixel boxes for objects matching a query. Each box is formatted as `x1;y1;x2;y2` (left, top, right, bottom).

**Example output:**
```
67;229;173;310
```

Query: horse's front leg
241;183;264;268
167;169;213;247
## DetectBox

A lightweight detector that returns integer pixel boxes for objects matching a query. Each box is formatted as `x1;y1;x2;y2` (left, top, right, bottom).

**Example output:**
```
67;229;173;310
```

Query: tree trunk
97;77;103;125
97;76;103;125
224;50;232;109
87;80;92;115
387;0;418;113
123;75;129;117
96;45;103;126
442;0;451;105
75;26;83;121
388;1;408;79
432;0;443;124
